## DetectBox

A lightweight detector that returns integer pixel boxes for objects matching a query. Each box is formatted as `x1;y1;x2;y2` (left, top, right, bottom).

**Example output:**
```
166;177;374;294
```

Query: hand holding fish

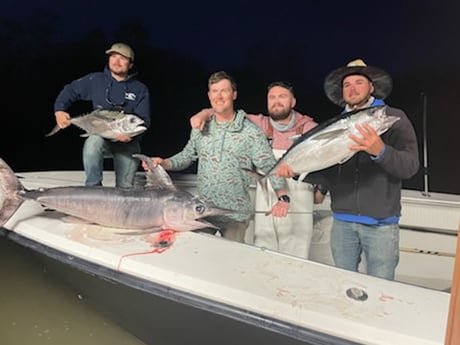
141;157;172;171
55;111;71;129
114;133;132;143
348;122;385;156
275;163;296;178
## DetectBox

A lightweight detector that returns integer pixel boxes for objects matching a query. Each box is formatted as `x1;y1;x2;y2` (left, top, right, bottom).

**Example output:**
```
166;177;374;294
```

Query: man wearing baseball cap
53;42;151;188
276;59;419;280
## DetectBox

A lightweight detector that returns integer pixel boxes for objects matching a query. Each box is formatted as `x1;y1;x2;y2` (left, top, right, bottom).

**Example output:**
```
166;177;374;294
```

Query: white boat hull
1;171;456;345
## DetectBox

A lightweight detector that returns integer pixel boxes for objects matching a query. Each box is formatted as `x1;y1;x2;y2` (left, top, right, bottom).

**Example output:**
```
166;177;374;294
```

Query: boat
1;169;458;345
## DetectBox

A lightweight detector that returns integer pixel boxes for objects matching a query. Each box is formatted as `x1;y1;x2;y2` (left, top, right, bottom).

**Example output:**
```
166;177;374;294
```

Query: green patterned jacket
169;109;287;221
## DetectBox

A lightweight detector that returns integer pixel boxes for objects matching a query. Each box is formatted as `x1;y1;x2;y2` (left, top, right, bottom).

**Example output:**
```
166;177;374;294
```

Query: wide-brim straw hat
324;59;392;106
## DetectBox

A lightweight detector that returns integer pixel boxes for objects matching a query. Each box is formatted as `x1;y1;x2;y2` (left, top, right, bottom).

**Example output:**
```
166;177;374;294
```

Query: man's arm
375;109;420;179
54;73;94;113
313;184;328;204
133;89;151;128
141;157;172;170
166;129;201;171
190;108;213;130
53;73;95;129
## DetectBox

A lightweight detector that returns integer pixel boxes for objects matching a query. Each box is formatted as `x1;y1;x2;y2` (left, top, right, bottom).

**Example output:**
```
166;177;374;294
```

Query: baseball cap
105;42;135;61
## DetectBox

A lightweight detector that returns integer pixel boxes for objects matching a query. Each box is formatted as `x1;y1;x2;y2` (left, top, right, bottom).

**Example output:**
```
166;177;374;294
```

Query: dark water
0;236;145;345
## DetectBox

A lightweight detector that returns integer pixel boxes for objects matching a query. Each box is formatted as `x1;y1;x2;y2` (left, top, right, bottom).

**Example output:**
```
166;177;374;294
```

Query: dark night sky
1;0;459;194
3;0;459;73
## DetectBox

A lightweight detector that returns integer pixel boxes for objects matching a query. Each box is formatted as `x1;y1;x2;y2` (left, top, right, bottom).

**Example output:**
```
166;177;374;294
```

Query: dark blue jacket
54;66;151;127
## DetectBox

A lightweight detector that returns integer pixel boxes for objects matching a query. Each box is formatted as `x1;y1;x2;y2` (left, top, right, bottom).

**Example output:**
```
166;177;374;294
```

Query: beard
268;107;291;121
345;91;373;109
109;63;129;78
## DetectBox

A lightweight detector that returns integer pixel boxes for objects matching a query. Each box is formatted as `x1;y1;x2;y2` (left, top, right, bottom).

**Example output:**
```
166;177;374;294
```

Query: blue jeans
331;219;399;280
82;135;140;188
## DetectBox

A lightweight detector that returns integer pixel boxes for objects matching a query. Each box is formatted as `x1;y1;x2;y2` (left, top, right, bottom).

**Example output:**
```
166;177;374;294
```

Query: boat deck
1;171;454;345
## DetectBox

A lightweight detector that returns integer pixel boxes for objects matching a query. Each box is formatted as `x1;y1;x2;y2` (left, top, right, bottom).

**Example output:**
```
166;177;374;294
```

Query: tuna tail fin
247;169;270;207
258;175;270;205
0;158;25;227
45;125;61;137
241;168;271;205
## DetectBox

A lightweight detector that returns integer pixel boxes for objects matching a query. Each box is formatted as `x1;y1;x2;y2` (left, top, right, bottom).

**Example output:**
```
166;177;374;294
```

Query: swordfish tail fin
0;158;25;227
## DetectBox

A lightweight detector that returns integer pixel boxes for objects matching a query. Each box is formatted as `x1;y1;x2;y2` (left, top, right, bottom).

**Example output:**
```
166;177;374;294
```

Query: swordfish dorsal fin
132;154;177;191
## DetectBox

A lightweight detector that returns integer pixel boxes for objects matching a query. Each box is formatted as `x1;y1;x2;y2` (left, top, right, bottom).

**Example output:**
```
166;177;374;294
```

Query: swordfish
260;106;400;188
0;154;228;232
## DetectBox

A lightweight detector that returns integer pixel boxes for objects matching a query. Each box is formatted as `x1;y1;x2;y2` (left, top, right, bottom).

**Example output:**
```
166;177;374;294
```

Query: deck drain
154;240;172;248
346;287;368;301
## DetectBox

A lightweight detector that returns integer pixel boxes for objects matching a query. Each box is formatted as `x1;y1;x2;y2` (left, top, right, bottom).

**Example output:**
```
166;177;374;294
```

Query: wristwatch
278;194;290;203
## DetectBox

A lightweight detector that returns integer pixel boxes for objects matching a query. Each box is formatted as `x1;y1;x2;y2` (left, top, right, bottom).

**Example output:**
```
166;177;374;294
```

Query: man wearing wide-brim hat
276;59;420;280
324;59;393;108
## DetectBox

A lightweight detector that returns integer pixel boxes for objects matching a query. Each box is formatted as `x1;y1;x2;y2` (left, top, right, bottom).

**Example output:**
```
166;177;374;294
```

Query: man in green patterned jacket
145;71;290;242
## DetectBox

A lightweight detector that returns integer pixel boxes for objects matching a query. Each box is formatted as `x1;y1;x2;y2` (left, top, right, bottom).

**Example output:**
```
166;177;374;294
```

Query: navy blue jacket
54;66;151;128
